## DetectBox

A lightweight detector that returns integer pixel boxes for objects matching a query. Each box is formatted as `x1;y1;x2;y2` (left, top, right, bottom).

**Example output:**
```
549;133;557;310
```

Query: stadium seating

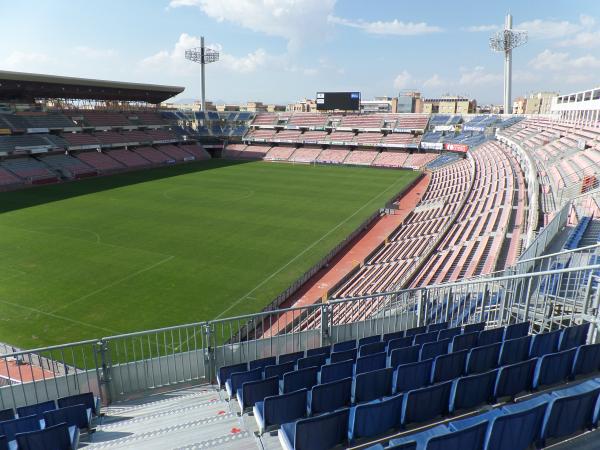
106;149;152;168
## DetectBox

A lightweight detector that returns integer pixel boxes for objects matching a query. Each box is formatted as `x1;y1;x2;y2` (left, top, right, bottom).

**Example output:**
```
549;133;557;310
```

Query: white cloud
463;24;499;32
517;18;583;39
329;15;442;35
459;66;502;86
2;51;55;71
529;49;570;71
393;70;413;90
560;31;600;48
73;46;117;59
140;33;268;74
423;74;446;88
168;0;336;50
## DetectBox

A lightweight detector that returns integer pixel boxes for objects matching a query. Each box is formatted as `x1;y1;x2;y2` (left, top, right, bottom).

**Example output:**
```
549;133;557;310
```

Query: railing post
320;304;332;346
203;323;216;384
95;339;112;406
416;290;425;327
582;270;594;316
444;288;453;325
522;276;535;324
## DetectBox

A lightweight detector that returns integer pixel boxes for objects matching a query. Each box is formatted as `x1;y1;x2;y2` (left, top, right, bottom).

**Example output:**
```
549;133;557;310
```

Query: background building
360;96;398;113
551;85;600;126
524;91;557;114
421;96;476;114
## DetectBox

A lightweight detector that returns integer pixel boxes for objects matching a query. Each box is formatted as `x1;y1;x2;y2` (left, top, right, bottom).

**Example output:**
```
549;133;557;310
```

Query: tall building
421;96;476;114
397;90;421;113
286;98;317;112
524;92;558;115
360;97;398;113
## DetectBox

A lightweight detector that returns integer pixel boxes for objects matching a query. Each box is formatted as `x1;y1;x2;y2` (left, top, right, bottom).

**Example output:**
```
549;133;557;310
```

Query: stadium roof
0;70;184;103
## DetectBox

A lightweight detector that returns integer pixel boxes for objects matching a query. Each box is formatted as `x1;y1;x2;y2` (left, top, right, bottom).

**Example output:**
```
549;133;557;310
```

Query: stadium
1;2;600;449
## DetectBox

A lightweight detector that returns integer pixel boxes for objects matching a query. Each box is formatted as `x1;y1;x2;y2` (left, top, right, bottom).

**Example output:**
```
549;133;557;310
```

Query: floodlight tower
185;37;220;111
489;14;528;114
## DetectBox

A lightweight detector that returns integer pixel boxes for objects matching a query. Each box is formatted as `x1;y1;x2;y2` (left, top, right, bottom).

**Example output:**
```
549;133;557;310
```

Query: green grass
0;160;418;349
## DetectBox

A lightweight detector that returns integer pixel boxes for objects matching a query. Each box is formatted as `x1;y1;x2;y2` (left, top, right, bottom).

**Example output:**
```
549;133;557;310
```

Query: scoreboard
316;92;361;111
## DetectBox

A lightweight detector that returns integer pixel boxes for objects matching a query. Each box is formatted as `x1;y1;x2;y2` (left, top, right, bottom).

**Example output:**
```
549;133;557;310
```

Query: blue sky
1;0;599;104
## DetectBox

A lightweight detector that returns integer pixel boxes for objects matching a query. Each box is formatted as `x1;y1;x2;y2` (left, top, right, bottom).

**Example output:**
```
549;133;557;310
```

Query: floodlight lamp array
489;29;528;52
184;47;220;65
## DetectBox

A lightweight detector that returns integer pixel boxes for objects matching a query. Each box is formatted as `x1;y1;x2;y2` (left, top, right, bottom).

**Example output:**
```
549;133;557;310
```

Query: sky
1;0;599;105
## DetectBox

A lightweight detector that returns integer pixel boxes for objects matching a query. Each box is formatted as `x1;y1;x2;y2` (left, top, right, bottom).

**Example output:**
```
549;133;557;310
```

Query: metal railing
1;264;599;409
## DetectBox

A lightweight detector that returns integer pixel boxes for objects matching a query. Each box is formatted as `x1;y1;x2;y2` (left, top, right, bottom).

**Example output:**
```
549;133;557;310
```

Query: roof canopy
0;70;184;103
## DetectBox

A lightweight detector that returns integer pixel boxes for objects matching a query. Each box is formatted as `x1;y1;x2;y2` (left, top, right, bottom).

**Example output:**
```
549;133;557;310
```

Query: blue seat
329;348;357;363
216;362;247;388
420;338;450;361
308;378;352;415
15;423;76;450
404;325;426;337
419;420;488;450
499;335;532;365
253;389;307;434
390;345;420;368
355;352;387;375
449;369;497;412
319;359;354;384
466;342;501;374
504;321;530;340
348;393;404;442
0;435;6;450
478;327;505;346
529;330;561;357
438;326;462;341
57;392;99;417
450;331;479;352
0;409;14;422
279;408;349;450
306;345;331;357
572;343;600;376
401;381;452;425
333;339;356;352
540;379;600;444
359;342;387;357
383;331;405;342
43;404;91;429
358;335;381;347
431;350;468;383
464;322;486;334
413;331;439;346
533;348;576;389
297;353;328;370
387;336;415;354
281;366;319;393
494;358;537;398
426;321;449;333
369;441;416;449
558;323;590;351
0;415;41;442
388;424;449;449
249;356;277;371
393;359;433;394
264;361;295;380
354;368;394;403
226;367;262;398
279;351;305;365
237;376;279;411
17;400;56;420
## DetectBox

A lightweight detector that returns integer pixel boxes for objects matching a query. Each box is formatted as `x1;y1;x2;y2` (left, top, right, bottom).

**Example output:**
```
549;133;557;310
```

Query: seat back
529;330;561;357
359;342;386;357
533;348;576;389
450;369;497;412
355;351;387;374
0;435;7;450
282;366;319;393
358;335;381;347
278;350;305;365
309;378;352;415
558;323;590;351
426;321;449;333
297;353;328;370
0;415;40;441
402;381;452;425
57;392;97;415
43;403;89;429
387;336;415;354
499;335;532;365
431;350;468;383
348;393;403;441
451;331;479;352
0;408;15;422
420;339;450;361
294;408;349;450
413;331;439;346
332;339;356;352
466;342;501;374
329;348;357;364
463;322;486;334
16;400;56;419
494;358;536;398
15;423;71;450
425;419;487;450
438;326;462;341
319;359;354;384
572;342;600;376
229;367;262;394
383;331;405;342
240;377;279;409
354;367;393;403
504;321;530;340
405;325;427;337
390;345;420;368
264;361;295;380
217;362;247;387
263;389;307;428
249;356;277;371
394;359;433;393
306;345;331;357
478;327;504;346
487;401;547;450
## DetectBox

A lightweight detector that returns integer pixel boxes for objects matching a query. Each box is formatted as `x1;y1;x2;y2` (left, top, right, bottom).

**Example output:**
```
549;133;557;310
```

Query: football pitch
0;160;419;349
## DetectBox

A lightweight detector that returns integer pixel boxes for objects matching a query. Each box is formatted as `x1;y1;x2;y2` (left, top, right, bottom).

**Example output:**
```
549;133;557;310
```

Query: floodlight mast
489;14;528;114
184;37;220;111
